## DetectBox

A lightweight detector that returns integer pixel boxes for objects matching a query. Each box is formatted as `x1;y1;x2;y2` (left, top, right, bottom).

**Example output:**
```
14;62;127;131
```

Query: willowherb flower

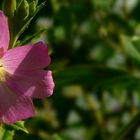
0;11;54;124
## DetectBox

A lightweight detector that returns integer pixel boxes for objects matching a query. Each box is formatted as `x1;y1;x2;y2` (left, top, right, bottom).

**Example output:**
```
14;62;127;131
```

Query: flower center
0;61;5;81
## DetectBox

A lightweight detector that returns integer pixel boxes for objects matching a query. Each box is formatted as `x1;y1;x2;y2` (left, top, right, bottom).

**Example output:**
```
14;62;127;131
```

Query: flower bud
16;0;29;20
2;0;16;17
35;0;39;6
29;1;36;16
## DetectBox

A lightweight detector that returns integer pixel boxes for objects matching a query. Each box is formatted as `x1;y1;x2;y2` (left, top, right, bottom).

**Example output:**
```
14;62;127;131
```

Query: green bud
34;0;39;6
2;0;16;17
16;0;29;20
29;1;36;16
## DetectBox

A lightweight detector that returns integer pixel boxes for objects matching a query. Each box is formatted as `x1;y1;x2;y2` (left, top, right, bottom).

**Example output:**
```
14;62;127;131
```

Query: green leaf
11;121;28;133
54;65;140;90
15;0;46;39
3;121;28;133
0;126;14;140
9;0;46;48
18;29;47;46
121;35;140;65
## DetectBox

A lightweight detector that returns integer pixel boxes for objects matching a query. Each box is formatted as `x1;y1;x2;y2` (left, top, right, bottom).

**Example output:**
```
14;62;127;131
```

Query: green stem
8;16;19;49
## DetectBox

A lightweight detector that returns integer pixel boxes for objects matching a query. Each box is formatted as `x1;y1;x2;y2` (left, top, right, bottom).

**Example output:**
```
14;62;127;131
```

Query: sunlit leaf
121;35;140;65
0;126;14;140
11;121;28;133
3;121;28;133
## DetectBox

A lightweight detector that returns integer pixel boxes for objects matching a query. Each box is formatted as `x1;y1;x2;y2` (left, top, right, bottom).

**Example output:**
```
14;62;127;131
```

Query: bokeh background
5;0;140;139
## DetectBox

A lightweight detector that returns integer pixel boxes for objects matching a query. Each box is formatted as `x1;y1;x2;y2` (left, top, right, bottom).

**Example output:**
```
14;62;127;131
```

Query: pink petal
0;82;35;124
7;70;54;98
0;11;10;54
3;42;51;74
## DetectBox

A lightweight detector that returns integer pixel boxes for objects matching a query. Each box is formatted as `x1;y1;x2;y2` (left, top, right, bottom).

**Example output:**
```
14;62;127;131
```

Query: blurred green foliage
2;0;140;140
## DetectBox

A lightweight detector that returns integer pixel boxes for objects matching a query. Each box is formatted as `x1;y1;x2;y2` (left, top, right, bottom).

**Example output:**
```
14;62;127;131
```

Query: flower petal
7;70;54;98
3;42;51;74
0;11;10;53
0;82;35;124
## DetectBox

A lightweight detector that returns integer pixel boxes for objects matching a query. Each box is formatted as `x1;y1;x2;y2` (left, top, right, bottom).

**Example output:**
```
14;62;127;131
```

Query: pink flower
0;11;54;124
